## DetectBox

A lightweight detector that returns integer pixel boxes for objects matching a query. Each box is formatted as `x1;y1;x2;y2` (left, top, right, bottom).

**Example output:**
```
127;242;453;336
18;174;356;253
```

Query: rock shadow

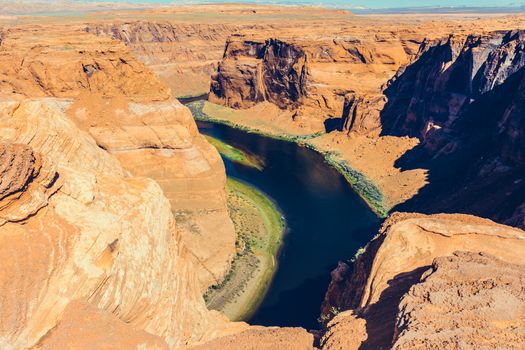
377;39;525;224
358;266;429;350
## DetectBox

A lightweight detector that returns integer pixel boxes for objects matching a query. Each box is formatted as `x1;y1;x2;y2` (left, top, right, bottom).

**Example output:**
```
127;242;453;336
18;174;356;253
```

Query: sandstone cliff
3;8;525;350
320;213;525;349
82;4;354;99
210;37;308;110
205;17;525;136
85;21;239;98
207;24;525;226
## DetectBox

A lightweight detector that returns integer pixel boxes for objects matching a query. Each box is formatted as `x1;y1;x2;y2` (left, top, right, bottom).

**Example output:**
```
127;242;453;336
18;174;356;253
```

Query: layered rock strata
83;5;354;99
208;33;414;134
85;21;239;98
207;25;525;225
0;20;317;349
2;8;525;350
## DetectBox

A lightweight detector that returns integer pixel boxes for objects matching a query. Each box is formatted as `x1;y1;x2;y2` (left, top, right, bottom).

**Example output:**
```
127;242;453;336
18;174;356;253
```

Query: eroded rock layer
207;21;525;225
2;7;525;350
0;21;236;290
393;251;525;349
208;31;415;134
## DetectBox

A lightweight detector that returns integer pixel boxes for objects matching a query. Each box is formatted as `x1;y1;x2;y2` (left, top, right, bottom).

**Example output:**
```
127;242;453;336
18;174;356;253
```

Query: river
196;119;379;329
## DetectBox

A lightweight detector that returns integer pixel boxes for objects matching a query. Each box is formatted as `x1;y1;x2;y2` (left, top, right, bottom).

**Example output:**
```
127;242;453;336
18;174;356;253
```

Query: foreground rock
393;251;525;349
188;327;315;350
321;213;525;349
0;99;241;349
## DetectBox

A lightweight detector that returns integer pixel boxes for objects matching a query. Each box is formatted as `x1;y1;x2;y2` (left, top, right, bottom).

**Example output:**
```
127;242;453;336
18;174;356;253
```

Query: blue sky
75;0;525;9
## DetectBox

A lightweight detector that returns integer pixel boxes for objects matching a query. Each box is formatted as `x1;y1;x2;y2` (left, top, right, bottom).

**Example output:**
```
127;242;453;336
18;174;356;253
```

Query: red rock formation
0;143;37;200
0;19;319;349
0;23;237;290
3;8;525;350
85;21;240;97
0;99;243;349
208;33;414;133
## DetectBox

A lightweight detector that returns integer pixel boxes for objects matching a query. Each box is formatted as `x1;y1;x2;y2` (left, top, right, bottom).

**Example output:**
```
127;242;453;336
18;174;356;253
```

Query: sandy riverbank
204;178;285;321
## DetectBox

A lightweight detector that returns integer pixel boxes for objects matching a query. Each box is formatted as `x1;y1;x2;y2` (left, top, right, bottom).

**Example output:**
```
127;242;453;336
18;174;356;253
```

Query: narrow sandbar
204;178;285;321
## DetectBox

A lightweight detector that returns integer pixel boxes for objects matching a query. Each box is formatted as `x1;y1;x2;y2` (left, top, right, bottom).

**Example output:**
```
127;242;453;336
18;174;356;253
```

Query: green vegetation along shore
187;100;388;217
204;178;285;321
204;134;265;170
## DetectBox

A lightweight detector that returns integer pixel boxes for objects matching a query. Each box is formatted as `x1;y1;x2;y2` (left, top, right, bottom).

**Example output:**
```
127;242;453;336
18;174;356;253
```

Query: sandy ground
308;133;428;211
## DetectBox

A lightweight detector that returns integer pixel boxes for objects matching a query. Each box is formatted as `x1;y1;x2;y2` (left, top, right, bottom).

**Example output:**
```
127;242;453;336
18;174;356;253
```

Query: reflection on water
197;120;380;329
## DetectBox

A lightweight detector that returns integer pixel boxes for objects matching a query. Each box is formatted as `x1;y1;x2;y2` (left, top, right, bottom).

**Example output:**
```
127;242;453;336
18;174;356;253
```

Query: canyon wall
209;37;308;109
381;30;525;228
2;8;525;350
200;21;525;348
207;23;525;227
0;22;238;349
0;99;240;349
82;5;354;99
0;18;320;350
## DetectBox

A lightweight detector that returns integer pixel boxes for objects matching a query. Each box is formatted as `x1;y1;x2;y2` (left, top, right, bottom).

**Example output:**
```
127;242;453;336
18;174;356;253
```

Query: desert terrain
0;3;524;350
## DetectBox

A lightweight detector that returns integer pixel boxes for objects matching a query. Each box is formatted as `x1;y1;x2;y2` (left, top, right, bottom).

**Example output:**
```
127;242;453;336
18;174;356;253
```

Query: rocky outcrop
382;30;525;138
67;96;236;289
188;327;315;350
393;251;525;349
0;20;321;350
0;143;37;201
210;37;308;109
0;23;237;291
84;21;239;97
320;213;525;350
0;26;169;101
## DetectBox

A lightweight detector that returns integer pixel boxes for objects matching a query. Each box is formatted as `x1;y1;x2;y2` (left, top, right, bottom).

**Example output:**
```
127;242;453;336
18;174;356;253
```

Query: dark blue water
197;120;379;329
